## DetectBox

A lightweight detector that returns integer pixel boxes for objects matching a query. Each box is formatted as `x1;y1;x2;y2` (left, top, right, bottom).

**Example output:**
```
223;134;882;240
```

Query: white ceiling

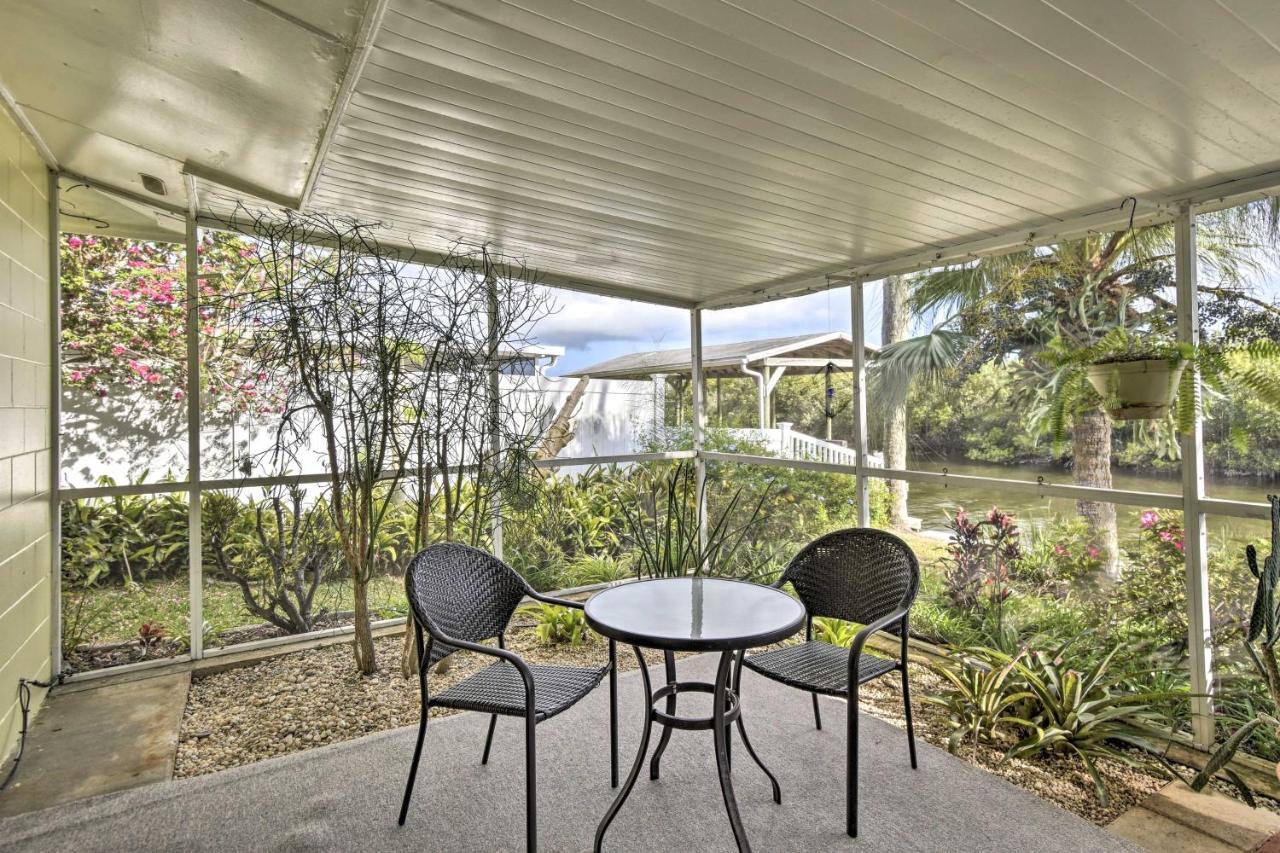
6;0;1280;308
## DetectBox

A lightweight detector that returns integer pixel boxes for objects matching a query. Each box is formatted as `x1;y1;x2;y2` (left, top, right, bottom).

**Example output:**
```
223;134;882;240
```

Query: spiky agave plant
619;460;772;580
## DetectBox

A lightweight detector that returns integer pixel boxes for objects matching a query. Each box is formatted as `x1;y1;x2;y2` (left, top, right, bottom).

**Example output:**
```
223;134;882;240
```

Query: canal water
902;457;1274;550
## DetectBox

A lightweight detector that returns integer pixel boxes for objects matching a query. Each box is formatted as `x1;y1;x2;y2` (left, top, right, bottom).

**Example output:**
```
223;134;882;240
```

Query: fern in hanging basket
1041;328;1280;441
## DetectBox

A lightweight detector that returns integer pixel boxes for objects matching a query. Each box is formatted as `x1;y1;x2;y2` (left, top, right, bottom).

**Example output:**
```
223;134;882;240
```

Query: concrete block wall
0;106;53;763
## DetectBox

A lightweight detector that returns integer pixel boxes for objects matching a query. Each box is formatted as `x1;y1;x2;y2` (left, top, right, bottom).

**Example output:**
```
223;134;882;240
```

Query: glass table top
585;577;805;651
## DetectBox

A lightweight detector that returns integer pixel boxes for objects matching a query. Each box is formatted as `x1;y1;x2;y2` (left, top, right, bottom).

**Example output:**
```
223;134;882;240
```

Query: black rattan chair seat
743;641;896;696
432;661;608;721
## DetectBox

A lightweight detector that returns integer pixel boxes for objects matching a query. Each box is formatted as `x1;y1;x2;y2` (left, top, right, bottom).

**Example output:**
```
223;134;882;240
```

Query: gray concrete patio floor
0;652;1137;852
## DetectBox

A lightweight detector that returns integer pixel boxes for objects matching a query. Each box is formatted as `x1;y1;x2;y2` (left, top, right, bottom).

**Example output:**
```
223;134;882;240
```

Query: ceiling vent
139;173;167;195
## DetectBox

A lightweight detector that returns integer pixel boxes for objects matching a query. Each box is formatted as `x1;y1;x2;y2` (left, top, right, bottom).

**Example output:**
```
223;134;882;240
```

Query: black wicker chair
397;543;618;852
741;528;920;838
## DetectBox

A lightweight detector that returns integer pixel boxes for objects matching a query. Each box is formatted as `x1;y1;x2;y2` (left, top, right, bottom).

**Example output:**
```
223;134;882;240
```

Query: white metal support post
1175;202;1214;748
486;269;503;560
47;171;61;674
850;279;870;527
185;216;203;659
690;309;707;552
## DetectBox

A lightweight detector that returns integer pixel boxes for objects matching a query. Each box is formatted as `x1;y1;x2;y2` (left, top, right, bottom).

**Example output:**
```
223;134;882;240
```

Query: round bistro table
585;577;805;853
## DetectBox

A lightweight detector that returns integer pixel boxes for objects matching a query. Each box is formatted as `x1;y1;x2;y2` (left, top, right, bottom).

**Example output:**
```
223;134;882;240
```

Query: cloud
536;285;858;374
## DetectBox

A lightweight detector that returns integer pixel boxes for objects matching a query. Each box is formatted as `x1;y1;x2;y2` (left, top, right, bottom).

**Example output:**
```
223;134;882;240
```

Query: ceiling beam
0;77;57;169
299;0;393;211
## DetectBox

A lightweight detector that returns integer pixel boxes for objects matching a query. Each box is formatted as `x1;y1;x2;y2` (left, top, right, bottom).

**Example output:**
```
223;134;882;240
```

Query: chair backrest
405;542;531;665
778;528;920;628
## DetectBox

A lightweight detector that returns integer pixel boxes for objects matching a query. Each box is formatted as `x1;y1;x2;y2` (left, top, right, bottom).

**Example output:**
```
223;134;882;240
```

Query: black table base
594;649;781;853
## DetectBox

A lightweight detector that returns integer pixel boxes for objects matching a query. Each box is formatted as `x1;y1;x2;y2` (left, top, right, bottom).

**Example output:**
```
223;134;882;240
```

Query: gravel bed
176;621;674;779
176;628;1209;827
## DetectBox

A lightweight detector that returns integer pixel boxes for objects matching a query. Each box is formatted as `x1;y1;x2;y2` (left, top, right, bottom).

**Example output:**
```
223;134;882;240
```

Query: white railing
724;422;877;467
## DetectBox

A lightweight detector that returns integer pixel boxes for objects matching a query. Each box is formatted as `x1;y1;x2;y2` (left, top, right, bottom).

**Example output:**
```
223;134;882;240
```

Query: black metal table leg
594;646;654;853
712;650;751;852
648;650;677;779
732;651;782;804
609;639;618;788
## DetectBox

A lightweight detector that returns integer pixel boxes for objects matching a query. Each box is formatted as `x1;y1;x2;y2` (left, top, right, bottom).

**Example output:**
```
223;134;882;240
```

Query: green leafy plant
1041;327;1280;439
1160;494;1280;803
924;645;1036;753
928;635;1206;805
521;603;589;646
941;506;1020;611
562;554;631;587
620;460;771;579
812;617;858;648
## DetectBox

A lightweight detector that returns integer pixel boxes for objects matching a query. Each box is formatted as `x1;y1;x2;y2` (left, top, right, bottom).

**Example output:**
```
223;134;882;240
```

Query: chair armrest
526;589;585;611
428;626;536;707
848;607;910;667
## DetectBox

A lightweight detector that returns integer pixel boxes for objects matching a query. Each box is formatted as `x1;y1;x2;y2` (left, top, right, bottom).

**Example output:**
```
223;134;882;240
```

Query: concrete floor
4;648;1278;851
1109;782;1280;853
0;672;189;818
0;654;1138;852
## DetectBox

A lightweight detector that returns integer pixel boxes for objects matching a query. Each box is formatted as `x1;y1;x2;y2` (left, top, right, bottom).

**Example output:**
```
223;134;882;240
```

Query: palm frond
869;328;968;406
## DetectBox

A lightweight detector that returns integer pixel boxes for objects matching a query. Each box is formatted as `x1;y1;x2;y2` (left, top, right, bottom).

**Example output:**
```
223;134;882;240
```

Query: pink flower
1140;510;1159;529
66;235;83;249
1053;544;1068;556
1087;546;1100;559
173;389;186;401
111;345;125;356
145;373;161;384
85;236;97;246
1159;530;1173;542
68;370;84;381
1174;540;1185;552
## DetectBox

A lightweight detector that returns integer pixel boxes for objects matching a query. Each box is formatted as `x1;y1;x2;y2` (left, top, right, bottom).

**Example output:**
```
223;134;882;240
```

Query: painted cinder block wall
0;106;53;763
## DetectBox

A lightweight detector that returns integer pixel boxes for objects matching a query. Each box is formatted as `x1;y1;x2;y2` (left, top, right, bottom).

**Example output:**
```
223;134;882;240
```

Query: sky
539;285;861;376
538;267;1280;378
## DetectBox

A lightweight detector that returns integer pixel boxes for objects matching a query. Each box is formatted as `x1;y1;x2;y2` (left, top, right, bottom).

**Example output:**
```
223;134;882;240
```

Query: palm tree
875;202;1280;576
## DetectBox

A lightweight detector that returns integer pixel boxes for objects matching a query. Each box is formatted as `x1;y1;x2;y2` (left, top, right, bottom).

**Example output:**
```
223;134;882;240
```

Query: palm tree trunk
1072;408;1120;578
882;275;911;528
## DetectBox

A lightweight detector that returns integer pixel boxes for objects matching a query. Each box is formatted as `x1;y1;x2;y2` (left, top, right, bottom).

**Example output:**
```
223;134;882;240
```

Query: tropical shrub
941;506;1020;610
202;487;336;635
1005;641;1180;805
621;460;771;580
521;603;590;646
924;645;1035;753
1013;516;1104;595
812;616;858;648
60;480;188;586
561;554;631;586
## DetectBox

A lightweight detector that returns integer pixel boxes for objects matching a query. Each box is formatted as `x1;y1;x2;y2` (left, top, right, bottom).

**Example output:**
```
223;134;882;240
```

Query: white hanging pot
1085;357;1187;420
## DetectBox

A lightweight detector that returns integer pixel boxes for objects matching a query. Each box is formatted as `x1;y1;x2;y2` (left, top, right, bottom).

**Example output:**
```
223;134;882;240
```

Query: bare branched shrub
209;207;554;674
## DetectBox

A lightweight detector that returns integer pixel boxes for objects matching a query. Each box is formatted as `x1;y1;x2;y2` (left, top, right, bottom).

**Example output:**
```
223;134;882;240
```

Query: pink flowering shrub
60;232;283;417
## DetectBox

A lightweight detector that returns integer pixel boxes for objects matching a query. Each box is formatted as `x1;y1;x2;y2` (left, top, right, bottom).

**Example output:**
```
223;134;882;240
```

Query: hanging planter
1084;356;1187;420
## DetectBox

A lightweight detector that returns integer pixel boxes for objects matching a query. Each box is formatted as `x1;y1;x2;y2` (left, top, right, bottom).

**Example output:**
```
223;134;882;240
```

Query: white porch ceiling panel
0;0;367;216
4;0;1280;307
293;0;1280;307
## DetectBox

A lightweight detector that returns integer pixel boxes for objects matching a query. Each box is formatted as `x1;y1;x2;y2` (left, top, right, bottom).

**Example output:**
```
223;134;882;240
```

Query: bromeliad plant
1005;641;1181;806
924;645;1036;754
620;461;771;580
927;635;1199;805
520;602;590;647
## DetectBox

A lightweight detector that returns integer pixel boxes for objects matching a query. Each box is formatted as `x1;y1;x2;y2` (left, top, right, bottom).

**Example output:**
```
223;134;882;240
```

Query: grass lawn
62;573;410;653
60;530;950;660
